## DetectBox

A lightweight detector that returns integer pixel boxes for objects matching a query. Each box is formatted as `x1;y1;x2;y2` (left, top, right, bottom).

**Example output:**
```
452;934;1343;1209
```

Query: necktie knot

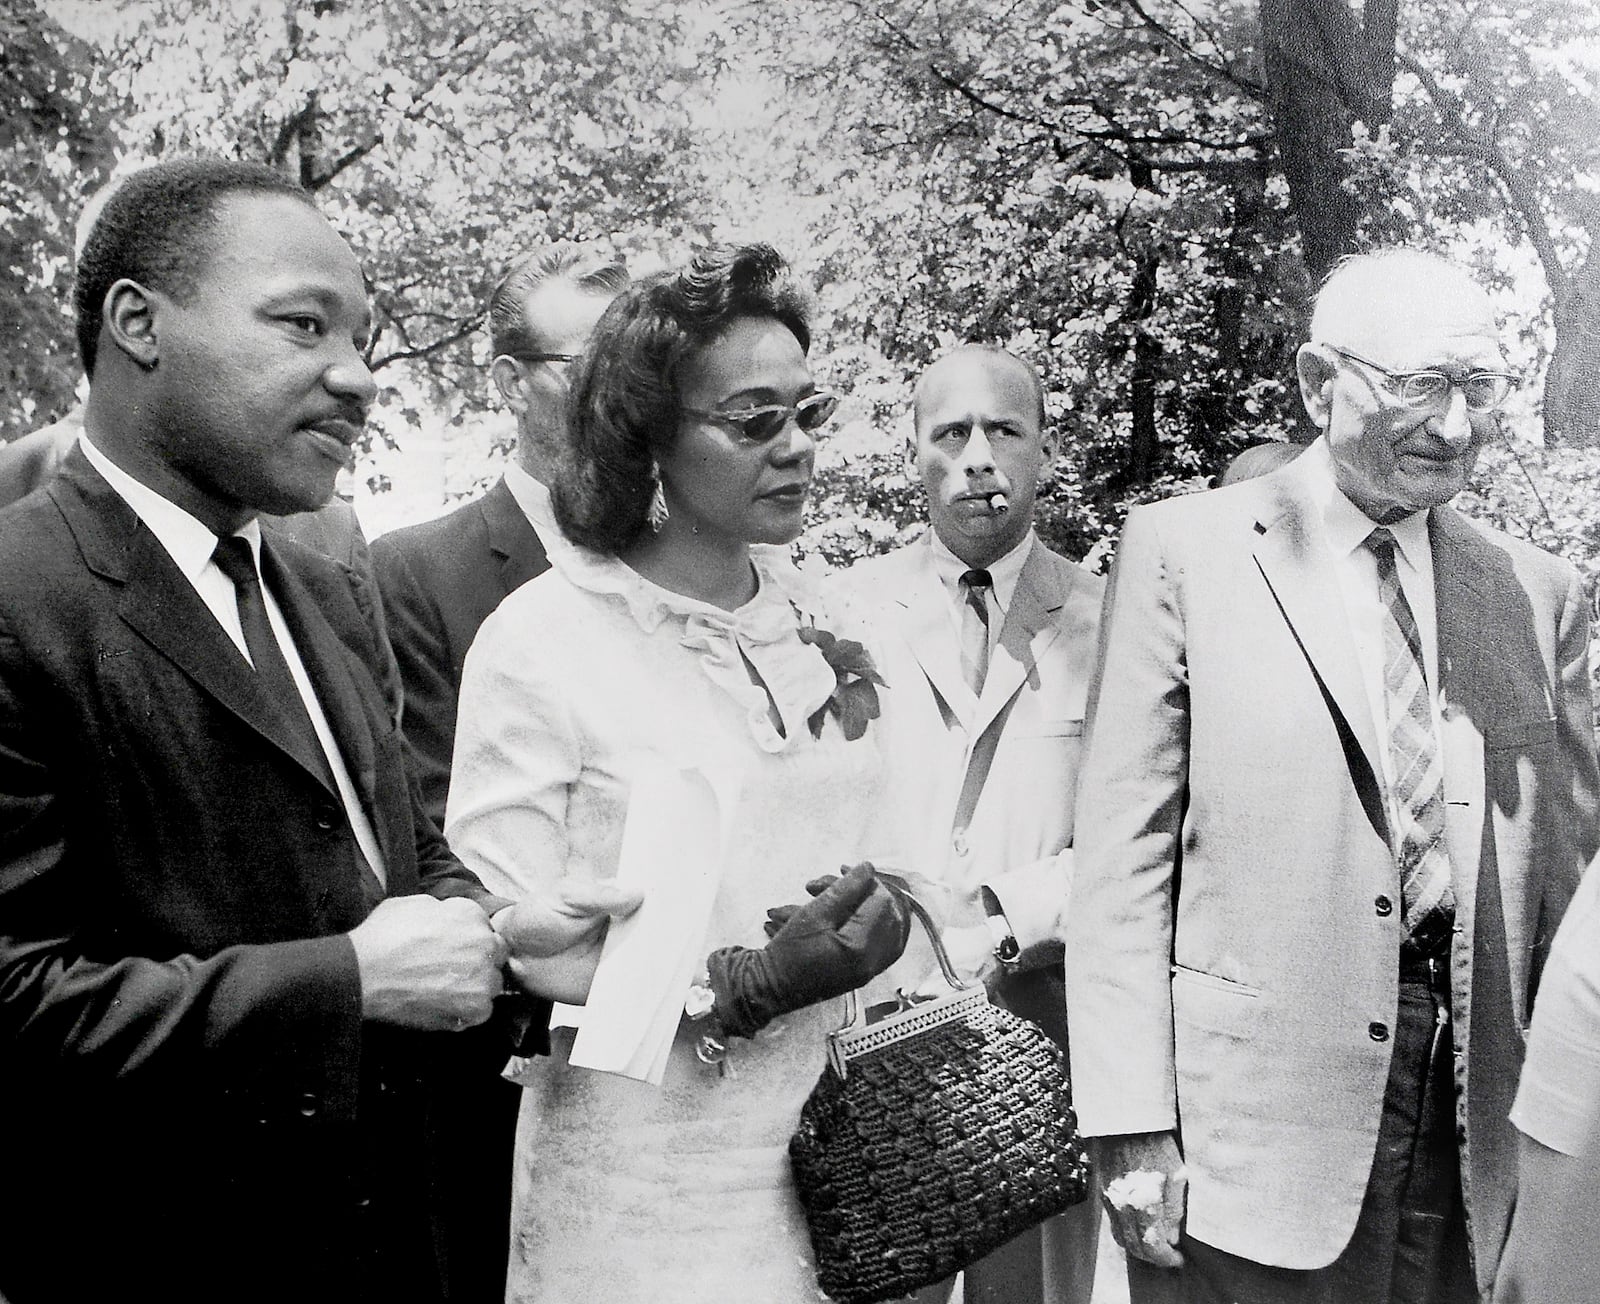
1364;527;1398;563
212;535;259;590
960;568;993;594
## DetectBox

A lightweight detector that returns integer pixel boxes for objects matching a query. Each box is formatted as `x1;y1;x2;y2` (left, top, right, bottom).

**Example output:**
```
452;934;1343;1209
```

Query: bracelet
981;888;1021;967
685;971;729;1071
685;974;717;1022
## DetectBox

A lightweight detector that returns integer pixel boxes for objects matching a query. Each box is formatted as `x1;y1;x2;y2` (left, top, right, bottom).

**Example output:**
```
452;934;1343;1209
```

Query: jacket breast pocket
1484;715;1556;752
1004;716;1084;800
1010;716;1083;740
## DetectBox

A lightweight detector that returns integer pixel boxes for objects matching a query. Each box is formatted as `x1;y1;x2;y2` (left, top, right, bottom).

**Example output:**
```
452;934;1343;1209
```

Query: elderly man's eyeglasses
684;392;840;443
1325;345;1518;413
511;351;581;366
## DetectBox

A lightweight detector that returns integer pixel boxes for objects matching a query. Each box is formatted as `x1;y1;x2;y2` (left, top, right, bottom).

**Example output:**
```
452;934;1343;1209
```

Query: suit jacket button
315;806;338;831
299;1092;320;1117
1368;1022;1389;1042
952;832;969;857
1374;895;1393;917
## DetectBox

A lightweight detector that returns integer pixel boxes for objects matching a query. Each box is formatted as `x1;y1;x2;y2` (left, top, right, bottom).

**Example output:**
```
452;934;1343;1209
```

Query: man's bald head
913;346;1046;432
1310;250;1498;361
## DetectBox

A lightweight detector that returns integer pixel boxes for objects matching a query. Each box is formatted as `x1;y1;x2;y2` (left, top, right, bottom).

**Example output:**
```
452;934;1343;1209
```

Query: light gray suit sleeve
1063;505;1186;1137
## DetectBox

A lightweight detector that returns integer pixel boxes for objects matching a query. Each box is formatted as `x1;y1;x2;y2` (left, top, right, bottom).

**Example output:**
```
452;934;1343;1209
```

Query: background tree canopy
5;0;1599;590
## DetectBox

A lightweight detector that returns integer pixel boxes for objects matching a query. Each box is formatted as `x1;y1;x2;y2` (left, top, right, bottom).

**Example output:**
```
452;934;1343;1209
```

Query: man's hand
1095;1130;1187;1268
348;895;508;1031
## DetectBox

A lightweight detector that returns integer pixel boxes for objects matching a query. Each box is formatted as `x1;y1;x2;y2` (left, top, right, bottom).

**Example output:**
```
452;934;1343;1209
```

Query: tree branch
1117;0;1266;99
1397;50;1568;307
368;313;484;372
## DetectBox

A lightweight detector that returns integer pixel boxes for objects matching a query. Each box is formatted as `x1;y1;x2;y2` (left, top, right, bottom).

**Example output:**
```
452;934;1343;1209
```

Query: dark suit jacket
368;477;549;1303
370;477;549;830
0;449;511;1304
0;422;71;505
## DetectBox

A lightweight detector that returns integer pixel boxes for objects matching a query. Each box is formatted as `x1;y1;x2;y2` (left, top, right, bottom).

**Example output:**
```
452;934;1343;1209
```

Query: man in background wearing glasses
369;241;626;1302
837;345;1105;1304
373;242;627;831
1066;249;1599;1303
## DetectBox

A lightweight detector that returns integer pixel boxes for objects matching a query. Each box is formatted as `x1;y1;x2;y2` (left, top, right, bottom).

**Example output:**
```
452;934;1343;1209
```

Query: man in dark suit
0;404;403;710
371;243;627;828
0;159;633;1304
1066;250;1599;1302
368;247;626;1302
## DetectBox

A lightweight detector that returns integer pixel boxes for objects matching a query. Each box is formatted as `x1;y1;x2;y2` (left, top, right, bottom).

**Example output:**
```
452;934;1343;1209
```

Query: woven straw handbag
788;893;1091;1304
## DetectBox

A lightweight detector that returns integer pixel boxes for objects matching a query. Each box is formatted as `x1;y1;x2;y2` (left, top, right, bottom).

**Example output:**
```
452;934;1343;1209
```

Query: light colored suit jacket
1064;447;1600;1288
837;534;1104;972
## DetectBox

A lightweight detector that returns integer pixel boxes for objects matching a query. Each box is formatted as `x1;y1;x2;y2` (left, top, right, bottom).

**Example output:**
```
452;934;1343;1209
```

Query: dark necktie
959;568;993;694
1365;528;1455;955
212;535;336;794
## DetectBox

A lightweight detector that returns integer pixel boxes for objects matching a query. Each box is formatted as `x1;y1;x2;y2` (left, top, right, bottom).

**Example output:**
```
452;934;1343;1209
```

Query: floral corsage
795;619;885;742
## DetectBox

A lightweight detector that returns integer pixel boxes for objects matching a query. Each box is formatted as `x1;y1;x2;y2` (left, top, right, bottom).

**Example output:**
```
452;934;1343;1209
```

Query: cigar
987;492;1009;514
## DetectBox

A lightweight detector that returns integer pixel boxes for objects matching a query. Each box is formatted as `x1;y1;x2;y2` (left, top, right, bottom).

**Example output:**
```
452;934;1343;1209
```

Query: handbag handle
837;886;973;1032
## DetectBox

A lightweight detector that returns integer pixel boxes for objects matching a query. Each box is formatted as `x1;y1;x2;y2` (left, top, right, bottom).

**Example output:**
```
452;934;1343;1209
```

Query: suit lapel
974;540;1064;739
91;517;339;799
260;536;379;808
481;477;549;598
1431;507;1496;1003
55;455;316;786
894;538;978;725
57;454;389;900
1250;461;1387;813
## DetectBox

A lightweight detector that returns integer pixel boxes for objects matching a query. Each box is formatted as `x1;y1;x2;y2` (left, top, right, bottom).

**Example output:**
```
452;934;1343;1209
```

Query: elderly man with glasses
369;241;627;1302
1065;248;1599;1304
373;242;627;831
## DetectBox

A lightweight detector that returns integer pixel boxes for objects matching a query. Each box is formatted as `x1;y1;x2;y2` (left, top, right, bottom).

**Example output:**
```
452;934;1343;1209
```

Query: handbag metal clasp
825;890;985;1079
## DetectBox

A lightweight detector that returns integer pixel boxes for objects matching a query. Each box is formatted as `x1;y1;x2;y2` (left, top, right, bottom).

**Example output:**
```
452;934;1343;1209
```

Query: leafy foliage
7;0;1600;617
732;0;1315;566
10;0;719;458
0;0;113;438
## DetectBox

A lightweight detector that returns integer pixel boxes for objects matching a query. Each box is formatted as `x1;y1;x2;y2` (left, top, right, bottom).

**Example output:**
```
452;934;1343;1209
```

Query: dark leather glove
761;874;842;938
708;862;911;1039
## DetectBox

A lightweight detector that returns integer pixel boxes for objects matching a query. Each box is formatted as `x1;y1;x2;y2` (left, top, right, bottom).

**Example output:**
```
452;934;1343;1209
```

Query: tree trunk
1259;0;1399;284
1544;237;1600;447
1127;247;1161;483
1195;163;1268;448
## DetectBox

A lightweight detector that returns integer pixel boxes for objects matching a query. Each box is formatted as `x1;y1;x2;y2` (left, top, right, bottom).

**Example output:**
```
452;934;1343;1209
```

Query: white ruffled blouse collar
561;544;841;753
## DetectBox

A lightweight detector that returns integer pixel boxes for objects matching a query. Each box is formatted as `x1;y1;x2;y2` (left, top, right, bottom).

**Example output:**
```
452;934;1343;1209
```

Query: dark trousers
1130;958;1477;1304
429;1067;523;1302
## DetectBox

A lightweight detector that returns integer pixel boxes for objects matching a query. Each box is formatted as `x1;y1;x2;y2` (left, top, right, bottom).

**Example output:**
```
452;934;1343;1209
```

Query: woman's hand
709;862;911;1038
493;879;643;1003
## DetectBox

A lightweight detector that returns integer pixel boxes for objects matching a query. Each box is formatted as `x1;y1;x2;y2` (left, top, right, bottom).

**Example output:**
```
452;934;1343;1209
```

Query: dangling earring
647;462;670;533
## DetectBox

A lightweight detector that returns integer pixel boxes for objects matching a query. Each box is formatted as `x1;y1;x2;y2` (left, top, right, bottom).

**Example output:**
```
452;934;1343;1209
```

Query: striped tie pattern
959;568;993;693
1366;528;1455;954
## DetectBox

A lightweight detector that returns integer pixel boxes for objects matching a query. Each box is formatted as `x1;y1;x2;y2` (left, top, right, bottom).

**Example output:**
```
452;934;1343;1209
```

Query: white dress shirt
503;462;574;566
80;433;388;886
1303;438;1443;836
928;526;1037;663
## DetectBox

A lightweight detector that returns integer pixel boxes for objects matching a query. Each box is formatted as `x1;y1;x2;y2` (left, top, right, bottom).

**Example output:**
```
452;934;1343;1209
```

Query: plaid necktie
1365;528;1455;954
959;568;993;694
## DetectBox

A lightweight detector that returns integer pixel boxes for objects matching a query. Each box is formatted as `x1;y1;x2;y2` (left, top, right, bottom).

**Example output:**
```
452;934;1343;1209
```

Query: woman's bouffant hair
553;243;811;556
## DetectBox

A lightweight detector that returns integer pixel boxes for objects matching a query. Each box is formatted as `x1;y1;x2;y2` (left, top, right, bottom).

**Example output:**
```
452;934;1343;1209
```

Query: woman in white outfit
447;244;909;1302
